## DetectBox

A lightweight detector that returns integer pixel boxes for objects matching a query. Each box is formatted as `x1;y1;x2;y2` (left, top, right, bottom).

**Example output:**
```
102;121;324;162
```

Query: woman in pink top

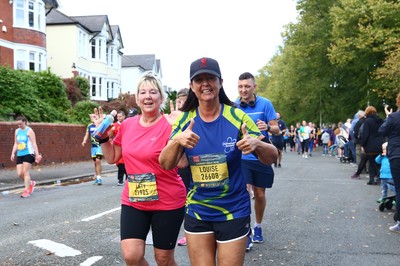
95;72;186;266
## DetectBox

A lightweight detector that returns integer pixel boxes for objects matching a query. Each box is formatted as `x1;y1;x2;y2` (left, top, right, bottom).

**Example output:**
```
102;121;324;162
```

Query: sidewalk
0;160;117;192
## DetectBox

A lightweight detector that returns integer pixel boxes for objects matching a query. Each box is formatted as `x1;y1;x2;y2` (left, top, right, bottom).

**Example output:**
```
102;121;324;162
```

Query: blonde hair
136;71;166;110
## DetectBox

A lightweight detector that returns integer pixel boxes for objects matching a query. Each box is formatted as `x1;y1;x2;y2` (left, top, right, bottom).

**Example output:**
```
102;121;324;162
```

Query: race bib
189;153;229;188
127;173;159;202
17;142;26;150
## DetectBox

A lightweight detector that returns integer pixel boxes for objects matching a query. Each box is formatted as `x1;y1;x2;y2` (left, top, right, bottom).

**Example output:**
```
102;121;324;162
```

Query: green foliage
257;0;398;127
67;100;99;124
162;90;177;114
0;67;71;122
75;76;90;98
34;70;71;121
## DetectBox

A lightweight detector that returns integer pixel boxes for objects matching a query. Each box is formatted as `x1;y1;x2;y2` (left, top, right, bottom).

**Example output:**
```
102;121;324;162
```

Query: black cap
190;57;221;80
127;108;138;117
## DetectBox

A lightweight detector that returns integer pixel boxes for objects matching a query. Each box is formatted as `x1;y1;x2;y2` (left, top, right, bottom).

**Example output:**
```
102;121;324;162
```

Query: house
0;0;59;71
121;54;163;95
1;1;166;101
46;9;124;101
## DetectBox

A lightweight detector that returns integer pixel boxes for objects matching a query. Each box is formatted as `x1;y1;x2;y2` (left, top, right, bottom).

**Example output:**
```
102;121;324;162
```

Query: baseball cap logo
200;58;207;68
190;57;221;80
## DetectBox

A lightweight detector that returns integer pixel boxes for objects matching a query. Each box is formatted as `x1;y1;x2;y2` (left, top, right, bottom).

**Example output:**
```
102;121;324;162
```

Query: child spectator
375;142;396;202
321;128;330;156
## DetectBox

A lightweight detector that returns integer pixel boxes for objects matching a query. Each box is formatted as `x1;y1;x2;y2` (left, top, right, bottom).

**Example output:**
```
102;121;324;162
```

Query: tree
328;0;400;106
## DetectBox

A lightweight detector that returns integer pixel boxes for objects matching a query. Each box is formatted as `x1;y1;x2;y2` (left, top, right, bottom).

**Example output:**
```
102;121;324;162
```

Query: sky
58;0;298;100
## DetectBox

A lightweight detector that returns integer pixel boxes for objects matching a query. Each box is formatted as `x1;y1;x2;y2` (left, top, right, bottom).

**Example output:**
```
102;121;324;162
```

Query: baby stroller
377;180;397;221
337;135;354;163
328;144;338;157
378;195;396;212
379;195;398;222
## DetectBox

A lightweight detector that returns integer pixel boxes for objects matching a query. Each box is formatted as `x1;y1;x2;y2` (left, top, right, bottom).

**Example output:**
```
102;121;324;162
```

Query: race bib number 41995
128;173;159;202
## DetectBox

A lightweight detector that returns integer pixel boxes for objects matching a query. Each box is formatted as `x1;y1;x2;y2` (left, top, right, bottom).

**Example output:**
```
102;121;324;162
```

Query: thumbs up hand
237;123;258;155
176;119;200;149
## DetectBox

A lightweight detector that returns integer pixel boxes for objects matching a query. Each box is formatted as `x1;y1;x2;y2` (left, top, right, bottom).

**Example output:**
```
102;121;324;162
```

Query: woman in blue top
159;57;277;265
10;115;41;198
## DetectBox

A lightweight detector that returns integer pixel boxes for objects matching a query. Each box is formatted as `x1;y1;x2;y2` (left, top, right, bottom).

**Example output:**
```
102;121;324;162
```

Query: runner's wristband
98;137;109;144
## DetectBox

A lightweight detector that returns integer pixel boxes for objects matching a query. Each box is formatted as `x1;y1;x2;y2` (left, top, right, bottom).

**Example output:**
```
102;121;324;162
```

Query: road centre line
81;207;121;222
80;256;103;266
28;239;82;257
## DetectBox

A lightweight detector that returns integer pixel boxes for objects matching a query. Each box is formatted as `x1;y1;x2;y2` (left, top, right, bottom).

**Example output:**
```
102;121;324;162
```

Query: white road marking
80;256;103;266
28;239;82;257
81;207;121;222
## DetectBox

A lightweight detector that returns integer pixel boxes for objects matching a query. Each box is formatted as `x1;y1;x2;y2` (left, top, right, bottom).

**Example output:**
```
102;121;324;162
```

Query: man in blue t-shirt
235;72;279;250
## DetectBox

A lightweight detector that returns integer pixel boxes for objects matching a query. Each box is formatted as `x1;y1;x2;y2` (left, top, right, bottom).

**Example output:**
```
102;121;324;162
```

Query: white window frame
14;46;46;71
78;30;89;58
14;0;46;33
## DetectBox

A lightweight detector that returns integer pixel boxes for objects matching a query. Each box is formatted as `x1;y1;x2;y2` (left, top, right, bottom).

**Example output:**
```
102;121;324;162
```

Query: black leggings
117;163;127;182
366;153;379;182
355;152;368;175
301;139;310;154
390;158;400;222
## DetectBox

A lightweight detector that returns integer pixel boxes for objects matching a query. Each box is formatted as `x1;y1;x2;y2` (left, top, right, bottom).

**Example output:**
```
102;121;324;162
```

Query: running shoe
389;222;400;233
246;234;253;251
177;236;187;246
93;178;102;185
252;227;264;243
117;182;124;186
28;180;36;194
21;190;30;198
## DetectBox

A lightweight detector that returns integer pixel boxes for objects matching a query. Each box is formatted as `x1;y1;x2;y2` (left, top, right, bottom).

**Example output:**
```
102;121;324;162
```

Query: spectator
375;142;396;203
321;128;330;156
360;106;384;185
379;93;400;233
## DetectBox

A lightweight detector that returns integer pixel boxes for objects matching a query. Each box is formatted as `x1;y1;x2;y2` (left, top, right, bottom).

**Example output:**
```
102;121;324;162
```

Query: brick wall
13;28;46;47
0;46;13;67
0;122;91;169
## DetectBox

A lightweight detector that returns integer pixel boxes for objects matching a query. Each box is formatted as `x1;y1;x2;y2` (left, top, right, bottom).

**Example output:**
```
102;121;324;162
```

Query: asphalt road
0;149;399;265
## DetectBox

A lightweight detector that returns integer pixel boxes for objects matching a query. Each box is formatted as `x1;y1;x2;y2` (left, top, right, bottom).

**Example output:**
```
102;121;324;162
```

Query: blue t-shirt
235;96;277;160
16;127;34;156
375;155;392;179
171;104;261;221
87;124;100;147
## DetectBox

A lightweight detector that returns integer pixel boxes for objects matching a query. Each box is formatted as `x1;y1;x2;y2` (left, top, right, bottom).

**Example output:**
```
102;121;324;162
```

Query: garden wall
0;122;90;169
